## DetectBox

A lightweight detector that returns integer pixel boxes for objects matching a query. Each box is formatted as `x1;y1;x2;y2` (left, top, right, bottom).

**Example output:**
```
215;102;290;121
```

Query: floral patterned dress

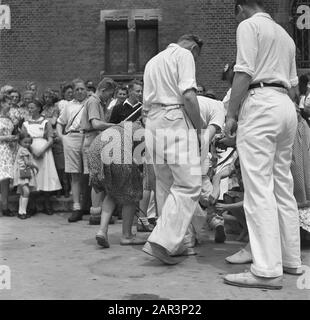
0;117;15;181
87;122;144;205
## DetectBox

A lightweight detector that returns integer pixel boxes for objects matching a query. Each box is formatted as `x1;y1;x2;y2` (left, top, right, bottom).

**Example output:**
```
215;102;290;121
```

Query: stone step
1;194;73;214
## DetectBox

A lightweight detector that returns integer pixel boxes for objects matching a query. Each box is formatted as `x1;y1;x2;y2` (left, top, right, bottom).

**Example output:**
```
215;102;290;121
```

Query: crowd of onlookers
0;68;310;246
0;80;131;220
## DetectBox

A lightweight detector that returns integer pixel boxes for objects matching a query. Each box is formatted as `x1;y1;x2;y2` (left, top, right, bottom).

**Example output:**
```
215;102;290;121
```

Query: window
105;21;128;74
101;9;161;76
136;21;158;73
291;0;310;68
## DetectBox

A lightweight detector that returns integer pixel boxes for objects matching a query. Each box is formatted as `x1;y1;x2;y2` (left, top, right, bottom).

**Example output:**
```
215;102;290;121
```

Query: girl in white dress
22;100;61;215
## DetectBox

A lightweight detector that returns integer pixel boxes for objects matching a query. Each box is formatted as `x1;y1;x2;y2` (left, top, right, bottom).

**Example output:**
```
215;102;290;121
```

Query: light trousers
145;105;202;254
237;88;301;278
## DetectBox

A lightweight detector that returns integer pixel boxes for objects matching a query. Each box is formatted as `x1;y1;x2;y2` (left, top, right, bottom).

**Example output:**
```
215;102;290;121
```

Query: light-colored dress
0;117;14;181
13;146;37;193
23;118;61;192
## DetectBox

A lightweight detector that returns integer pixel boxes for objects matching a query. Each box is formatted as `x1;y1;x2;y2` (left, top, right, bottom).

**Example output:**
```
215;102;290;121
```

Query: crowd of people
1;69;309;240
0;0;310;291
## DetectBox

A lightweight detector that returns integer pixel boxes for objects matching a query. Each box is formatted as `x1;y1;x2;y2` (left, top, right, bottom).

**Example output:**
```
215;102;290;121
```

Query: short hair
128;80;143;92
18;132;33;144
8;88;22;102
117;86;128;94
72;78;86;90
235;0;264;12
29;99;43;113
177;34;204;50
61;83;73;98
96;77;116;92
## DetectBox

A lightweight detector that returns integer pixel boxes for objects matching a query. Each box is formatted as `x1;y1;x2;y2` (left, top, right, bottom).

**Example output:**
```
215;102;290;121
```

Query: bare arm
56;123;64;141
91;119;115;131
227;72;251;121
183;89;202;134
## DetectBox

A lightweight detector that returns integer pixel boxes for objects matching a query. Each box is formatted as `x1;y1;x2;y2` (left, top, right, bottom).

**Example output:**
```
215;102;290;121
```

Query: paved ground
0;212;309;300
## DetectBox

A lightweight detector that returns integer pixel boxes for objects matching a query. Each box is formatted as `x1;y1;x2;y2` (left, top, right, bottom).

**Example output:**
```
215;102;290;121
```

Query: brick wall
0;0;290;98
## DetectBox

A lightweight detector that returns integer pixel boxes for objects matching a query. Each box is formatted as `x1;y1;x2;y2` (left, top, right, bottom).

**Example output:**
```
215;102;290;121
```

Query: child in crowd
13;133;38;219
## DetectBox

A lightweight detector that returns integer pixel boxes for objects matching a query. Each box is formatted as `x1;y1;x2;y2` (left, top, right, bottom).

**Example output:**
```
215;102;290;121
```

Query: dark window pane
106;24;128;74
136;24;158;72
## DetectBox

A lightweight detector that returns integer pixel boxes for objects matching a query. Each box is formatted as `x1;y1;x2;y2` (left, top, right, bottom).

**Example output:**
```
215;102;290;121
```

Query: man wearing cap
224;0;302;289
142;34;203;264
80;78;117;225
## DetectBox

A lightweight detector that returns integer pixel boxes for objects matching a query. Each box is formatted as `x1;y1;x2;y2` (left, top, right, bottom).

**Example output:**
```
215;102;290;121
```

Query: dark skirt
87;122;143;205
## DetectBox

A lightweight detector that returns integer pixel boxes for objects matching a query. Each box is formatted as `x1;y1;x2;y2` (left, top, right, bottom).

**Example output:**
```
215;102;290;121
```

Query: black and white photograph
0;0;310;305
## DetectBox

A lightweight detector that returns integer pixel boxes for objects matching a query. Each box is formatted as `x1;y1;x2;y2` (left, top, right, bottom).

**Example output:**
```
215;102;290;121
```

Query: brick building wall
0;0;301;98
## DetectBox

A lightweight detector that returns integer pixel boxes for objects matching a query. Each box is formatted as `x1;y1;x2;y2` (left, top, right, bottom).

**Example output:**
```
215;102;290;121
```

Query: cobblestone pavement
0;212;309;300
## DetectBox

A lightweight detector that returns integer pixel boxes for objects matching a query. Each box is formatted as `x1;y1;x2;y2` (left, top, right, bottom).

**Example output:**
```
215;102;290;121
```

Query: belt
66;130;84;134
67;129;98;134
249;82;287;90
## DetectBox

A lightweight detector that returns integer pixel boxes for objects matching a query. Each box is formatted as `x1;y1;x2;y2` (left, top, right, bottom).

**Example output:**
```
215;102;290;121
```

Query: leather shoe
224;271;283;290
142;242;184;265
225;248;253;264
96;234;110;248
68;211;83;223
89;215;101;225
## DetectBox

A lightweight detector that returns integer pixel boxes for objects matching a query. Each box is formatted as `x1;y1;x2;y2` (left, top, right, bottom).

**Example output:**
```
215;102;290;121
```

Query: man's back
143;43;197;109
235;13;298;88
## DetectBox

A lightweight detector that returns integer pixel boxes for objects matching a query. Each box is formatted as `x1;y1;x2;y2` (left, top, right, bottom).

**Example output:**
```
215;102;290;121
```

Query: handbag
20;167;32;179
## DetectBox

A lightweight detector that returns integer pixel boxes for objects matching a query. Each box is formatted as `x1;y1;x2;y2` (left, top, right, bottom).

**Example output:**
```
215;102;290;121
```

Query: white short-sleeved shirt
234;13;298;89
143;43;197;110
57;99;85;133
198;96;225;130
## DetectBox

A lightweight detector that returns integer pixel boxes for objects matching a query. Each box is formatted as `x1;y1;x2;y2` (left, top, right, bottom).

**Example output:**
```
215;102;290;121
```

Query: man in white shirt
57;79;90;223
142;34;203;264
224;0;302;290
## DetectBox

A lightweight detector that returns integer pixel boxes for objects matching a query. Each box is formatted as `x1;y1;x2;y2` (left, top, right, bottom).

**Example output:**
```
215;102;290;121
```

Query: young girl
13;133;38;219
22;100;61;215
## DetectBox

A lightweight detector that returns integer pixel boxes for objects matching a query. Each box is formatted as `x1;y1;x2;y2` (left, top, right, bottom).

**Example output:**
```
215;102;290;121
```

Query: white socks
19;196;29;215
73;202;81;211
90;207;101;216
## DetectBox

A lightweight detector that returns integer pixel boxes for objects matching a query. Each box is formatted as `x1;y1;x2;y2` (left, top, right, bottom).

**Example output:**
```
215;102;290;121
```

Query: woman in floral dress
0;94;17;217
